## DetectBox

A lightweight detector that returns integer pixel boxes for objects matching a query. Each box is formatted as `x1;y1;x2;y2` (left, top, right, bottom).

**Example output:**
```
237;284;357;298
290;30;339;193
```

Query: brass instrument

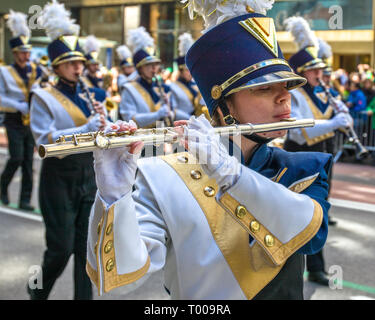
319;79;369;160
38;118;315;159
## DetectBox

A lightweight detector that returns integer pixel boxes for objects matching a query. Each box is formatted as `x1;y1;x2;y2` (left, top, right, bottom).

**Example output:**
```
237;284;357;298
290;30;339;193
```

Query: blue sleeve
297;156;332;255
90;87;107;103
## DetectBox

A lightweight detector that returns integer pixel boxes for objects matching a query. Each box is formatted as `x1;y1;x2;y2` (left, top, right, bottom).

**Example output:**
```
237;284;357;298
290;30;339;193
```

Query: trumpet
38;118;315;159
318;79;369;160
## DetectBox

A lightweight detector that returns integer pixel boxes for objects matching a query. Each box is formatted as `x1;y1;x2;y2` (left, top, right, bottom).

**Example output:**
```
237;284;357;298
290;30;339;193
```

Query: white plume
178;33;194;57
284;16;319;50
6;10;30;38
127;27;155;54
318;38;332;60
84;35;100;54
116;45;132;60
39;0;80;41
180;0;275;32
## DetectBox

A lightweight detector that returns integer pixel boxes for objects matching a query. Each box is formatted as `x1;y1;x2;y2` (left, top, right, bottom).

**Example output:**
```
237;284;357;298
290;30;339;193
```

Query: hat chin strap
217;99;273;145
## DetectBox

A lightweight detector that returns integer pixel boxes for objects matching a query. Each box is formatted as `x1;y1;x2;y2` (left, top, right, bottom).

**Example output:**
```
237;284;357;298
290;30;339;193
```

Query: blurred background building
0;0;374;72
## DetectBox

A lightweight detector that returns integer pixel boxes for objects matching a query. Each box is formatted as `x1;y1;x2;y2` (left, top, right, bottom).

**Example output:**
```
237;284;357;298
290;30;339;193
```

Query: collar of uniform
56;78;78;95
12;62;30;81
138;76;155;90
302;82;326;113
226;137;272;170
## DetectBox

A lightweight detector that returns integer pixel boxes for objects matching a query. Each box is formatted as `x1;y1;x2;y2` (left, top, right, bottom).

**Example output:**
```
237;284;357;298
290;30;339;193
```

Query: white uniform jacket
86;144;331;299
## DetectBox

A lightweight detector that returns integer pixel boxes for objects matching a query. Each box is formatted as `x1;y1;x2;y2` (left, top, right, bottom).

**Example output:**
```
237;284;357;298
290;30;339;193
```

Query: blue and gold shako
186;13;306;115
48;35;86;67
85;51;100;65
133;48;161;69
120;57;133;67
9;36;32;52
289;46;326;75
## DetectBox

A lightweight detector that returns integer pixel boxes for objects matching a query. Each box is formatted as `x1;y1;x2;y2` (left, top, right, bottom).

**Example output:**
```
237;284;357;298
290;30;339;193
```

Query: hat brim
303;62;327;72
12;45;32;52
226;71;307;96
136;56;161;68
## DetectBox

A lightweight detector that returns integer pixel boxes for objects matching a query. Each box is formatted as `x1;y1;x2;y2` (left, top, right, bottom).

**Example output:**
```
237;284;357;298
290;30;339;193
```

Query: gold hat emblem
20;36;29;45
305;46;319;59
61;35;78;51
90;51;99;60
239;17;279;58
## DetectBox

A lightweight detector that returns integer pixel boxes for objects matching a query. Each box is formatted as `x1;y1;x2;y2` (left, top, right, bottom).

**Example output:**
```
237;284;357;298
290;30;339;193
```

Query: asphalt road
0;149;374;300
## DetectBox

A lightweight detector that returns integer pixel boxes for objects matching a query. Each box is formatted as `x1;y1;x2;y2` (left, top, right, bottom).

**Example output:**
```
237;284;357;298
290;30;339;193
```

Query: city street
0;144;374;300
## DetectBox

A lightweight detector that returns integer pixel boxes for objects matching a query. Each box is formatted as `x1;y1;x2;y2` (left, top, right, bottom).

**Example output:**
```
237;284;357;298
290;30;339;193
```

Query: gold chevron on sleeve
239;17;279;57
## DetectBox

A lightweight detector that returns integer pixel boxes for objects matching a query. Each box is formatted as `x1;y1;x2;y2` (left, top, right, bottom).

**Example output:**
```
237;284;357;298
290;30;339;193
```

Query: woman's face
226;82;292;139
55;60;84;82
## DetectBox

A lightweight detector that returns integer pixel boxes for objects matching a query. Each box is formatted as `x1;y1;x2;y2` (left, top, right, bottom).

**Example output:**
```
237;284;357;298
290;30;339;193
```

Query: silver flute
38;118;315;159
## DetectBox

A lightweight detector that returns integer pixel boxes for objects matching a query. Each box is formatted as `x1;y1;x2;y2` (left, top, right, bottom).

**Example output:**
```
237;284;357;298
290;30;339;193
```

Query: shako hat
116;45;134;67
183;0;306;116
40;0;85;67
127;27;161;68
7;10;32;52
285;16;326;75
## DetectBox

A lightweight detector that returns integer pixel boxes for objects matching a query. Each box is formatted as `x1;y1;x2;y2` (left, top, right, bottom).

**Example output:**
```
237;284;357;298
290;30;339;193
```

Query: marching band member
28;0;106;300
82;35;104;89
169;33;203;120
283;16;350;286
0;10;42;211
116;45;138;95
86;0;332;300
119;27;173;128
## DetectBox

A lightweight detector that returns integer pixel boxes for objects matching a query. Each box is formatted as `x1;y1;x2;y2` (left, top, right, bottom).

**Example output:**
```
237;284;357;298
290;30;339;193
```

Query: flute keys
95;135;110;149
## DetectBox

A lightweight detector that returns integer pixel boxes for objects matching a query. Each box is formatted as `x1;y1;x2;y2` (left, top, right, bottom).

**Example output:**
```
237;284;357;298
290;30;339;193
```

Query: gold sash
129;81;161;128
161;152;285;300
3;64;37;125
297;88;335;146
43;86;88;127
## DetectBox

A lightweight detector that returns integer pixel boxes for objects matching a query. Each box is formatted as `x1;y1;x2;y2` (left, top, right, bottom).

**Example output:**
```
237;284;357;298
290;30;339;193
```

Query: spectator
362;78;375;106
346;80;367;133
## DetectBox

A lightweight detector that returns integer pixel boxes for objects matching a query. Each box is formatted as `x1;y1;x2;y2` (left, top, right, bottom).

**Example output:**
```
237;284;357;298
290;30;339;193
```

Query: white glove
331;112;351;130
157;104;170;119
85;113;103;132
93;120;142;205
333;99;349;113
182;115;241;191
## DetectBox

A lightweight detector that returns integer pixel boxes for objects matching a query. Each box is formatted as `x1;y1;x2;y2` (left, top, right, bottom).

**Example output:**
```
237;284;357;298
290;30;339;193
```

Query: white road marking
0;206;42;222
329;198;375;213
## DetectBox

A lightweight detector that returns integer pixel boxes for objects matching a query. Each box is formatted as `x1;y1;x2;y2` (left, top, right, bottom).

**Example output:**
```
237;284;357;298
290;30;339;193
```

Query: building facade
0;0;374;73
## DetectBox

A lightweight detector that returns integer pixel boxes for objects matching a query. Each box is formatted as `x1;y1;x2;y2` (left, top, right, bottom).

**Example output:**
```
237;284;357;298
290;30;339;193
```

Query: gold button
211;85;222;100
104;240;113;254
264;235;275;247
235;205;247;219
106;223;113;235
250;220;260;233
177;156;188;163
190;170;202;180
97;222;101;235
106;258;115;272
204;186;215;197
